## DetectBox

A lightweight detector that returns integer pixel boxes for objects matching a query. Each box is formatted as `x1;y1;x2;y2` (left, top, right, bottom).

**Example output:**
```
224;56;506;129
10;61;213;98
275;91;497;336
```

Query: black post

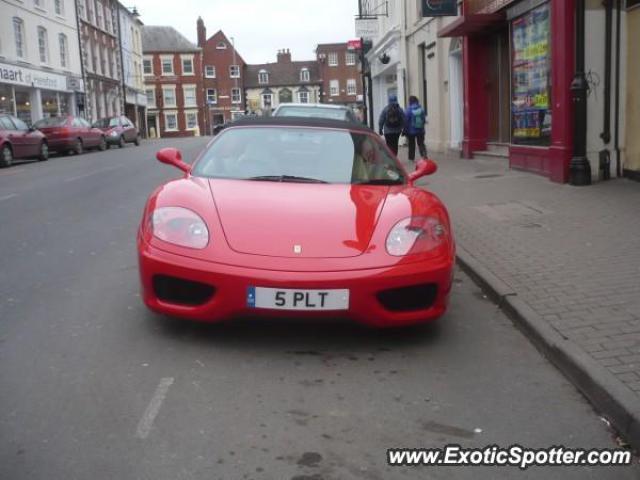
569;0;591;185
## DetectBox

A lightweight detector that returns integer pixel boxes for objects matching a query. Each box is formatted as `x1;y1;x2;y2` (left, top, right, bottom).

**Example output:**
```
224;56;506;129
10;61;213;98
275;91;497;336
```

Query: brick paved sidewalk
400;147;640;445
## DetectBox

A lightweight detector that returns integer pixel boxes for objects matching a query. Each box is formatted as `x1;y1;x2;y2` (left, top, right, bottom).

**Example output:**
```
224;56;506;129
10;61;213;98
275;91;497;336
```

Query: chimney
197;17;206;48
277;48;291;63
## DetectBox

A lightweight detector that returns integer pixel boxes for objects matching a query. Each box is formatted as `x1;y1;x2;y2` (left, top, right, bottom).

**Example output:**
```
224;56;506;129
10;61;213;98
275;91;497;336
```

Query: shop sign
421;0;458;16
347;39;362;50
355;18;379;40
0;61;70;92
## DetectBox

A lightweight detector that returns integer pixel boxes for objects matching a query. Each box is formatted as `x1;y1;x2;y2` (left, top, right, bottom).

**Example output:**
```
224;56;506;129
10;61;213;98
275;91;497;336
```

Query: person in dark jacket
378;94;404;155
404;95;428;162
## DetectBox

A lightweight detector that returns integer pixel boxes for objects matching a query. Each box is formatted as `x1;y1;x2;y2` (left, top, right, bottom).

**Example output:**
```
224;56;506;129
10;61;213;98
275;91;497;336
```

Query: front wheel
118;136;125;148
0;144;13;168
38;141;49;161
134;134;140;146
98;136;107;151
74;138;83;155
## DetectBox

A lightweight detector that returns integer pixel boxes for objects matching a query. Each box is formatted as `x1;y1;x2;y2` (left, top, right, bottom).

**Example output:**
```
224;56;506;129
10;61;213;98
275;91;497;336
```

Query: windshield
192;126;405;185
34;117;67;128
92;118;119;128
275;106;350;121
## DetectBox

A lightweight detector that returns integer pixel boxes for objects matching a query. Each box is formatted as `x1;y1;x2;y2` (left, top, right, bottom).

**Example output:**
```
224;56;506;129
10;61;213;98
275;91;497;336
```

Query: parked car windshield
34;117;67;128
193;126;405;185
93;118;119;128
274;106;352;121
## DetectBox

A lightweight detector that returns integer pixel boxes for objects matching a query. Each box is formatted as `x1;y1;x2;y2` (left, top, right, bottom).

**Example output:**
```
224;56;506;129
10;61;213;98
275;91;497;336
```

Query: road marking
0;168;25;176
0;193;17;202
64;165;121;182
135;377;174;439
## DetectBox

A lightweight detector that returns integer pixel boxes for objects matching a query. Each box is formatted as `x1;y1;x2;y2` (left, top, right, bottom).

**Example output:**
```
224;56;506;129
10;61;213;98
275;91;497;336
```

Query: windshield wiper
248;175;328;183
353;178;404;185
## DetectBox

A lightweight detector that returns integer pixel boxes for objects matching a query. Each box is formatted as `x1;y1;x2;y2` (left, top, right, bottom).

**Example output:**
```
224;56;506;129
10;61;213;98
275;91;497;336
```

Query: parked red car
92;115;141;148
0;114;49;168
138;117;454;328
34;115;106;155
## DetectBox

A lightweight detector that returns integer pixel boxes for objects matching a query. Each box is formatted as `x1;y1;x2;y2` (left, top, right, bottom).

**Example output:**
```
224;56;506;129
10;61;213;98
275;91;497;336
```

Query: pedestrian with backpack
404;95;428;162
378;94;404;155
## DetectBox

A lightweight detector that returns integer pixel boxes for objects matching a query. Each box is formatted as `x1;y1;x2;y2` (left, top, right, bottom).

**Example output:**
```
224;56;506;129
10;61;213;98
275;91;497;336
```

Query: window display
511;3;551;145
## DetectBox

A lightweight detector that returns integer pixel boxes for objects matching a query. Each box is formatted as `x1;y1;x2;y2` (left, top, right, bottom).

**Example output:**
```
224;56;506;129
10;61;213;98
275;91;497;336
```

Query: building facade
316;43;363;108
244;50;321;115
77;0;123;123
142;26;204;138
624;0;639;179
0;0;84;124
197;18;246;133
118;5;146;133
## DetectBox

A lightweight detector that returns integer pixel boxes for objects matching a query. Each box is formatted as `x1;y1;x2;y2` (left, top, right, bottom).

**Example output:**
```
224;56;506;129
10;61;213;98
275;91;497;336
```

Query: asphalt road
0;138;638;480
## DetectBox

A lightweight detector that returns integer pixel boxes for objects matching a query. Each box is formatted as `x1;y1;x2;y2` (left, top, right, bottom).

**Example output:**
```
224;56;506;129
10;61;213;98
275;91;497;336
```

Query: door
5;116;33;157
486;29;511;143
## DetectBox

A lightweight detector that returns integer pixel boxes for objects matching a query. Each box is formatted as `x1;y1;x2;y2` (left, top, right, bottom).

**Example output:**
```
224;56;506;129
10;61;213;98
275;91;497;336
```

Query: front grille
152;275;215;306
376;283;438;312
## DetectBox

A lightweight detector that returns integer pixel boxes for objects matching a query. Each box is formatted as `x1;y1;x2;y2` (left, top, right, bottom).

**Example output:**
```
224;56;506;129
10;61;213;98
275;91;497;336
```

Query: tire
38;141;49;161
98;136;107;151
134;134;140;146
0;144;13;168
118;135;125;148
74;138;83;155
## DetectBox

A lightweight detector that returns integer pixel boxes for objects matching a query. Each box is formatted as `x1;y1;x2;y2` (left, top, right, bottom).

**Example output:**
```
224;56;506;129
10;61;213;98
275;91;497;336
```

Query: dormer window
300;68;310;82
258;69;269;84
216;41;227;49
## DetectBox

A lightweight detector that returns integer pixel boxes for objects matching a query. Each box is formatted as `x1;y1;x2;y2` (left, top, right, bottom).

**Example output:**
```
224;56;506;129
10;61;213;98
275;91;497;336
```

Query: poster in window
511;3;551;145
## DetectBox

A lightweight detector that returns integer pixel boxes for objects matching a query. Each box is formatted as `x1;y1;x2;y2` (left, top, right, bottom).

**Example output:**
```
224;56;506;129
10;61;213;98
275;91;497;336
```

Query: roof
224;116;371;133
142;26;200;53
244;61;321;88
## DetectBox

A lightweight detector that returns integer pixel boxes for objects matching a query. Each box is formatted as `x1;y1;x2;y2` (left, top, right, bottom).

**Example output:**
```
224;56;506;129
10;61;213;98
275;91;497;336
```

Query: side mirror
408;158;438;184
156;147;191;174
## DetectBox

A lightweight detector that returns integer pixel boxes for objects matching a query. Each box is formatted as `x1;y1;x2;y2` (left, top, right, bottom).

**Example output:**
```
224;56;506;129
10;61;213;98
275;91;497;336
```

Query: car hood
208;179;389;258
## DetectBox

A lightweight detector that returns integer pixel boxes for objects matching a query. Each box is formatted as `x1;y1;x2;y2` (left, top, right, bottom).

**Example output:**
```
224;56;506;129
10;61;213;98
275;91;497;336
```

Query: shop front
439;0;575;182
0;61;83;125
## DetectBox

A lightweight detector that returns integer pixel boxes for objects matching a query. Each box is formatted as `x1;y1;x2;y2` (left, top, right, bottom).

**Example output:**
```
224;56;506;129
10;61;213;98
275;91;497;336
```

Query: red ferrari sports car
138;117;455;327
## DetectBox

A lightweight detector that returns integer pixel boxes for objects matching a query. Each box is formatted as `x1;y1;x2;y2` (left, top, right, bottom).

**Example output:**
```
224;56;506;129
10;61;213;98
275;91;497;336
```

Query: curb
456;244;640;450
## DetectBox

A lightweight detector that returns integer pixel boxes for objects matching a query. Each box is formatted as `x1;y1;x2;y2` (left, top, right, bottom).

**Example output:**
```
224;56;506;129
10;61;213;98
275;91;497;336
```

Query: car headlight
150;207;209;249
386;216;447;256
109;130;119;136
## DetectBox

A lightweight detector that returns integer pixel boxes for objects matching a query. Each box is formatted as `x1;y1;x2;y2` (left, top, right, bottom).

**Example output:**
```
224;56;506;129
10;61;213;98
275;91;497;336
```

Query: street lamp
569;0;591;185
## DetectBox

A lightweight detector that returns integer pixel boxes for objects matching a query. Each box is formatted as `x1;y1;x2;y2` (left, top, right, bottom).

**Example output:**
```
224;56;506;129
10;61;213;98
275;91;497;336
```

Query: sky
132;0;360;64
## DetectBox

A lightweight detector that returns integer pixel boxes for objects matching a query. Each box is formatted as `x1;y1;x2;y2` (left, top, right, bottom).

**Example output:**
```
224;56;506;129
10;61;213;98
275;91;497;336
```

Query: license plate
247;287;349;311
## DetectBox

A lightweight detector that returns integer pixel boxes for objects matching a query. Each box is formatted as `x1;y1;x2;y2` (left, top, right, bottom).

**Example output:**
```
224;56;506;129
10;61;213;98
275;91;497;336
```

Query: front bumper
138;240;453;327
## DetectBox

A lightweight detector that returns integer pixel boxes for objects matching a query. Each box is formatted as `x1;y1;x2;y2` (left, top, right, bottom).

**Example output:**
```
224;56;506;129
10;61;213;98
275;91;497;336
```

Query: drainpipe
117;6;127;117
614;0;622;177
599;0;613;180
569;0;592;185
74;1;86;118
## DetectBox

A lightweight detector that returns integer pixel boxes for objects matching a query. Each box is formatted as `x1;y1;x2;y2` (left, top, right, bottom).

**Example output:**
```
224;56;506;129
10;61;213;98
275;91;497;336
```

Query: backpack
386;104;403;128
411;106;425;130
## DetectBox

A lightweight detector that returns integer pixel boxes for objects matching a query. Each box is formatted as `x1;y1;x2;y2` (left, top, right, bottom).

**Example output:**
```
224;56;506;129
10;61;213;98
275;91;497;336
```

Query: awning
437;13;505;37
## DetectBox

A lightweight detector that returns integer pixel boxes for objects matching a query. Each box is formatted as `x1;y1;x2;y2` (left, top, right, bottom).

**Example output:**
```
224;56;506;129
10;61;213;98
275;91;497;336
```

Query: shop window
42;91;59;118
14;90;32;125
511;3;552;146
0;85;14;114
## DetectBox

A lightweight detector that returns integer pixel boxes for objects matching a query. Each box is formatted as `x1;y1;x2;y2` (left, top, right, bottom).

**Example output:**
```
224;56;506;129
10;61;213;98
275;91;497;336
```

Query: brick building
316;43;363;108
244;49;322;115
142;26;204;137
196;18;246;133
77;0;123;122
